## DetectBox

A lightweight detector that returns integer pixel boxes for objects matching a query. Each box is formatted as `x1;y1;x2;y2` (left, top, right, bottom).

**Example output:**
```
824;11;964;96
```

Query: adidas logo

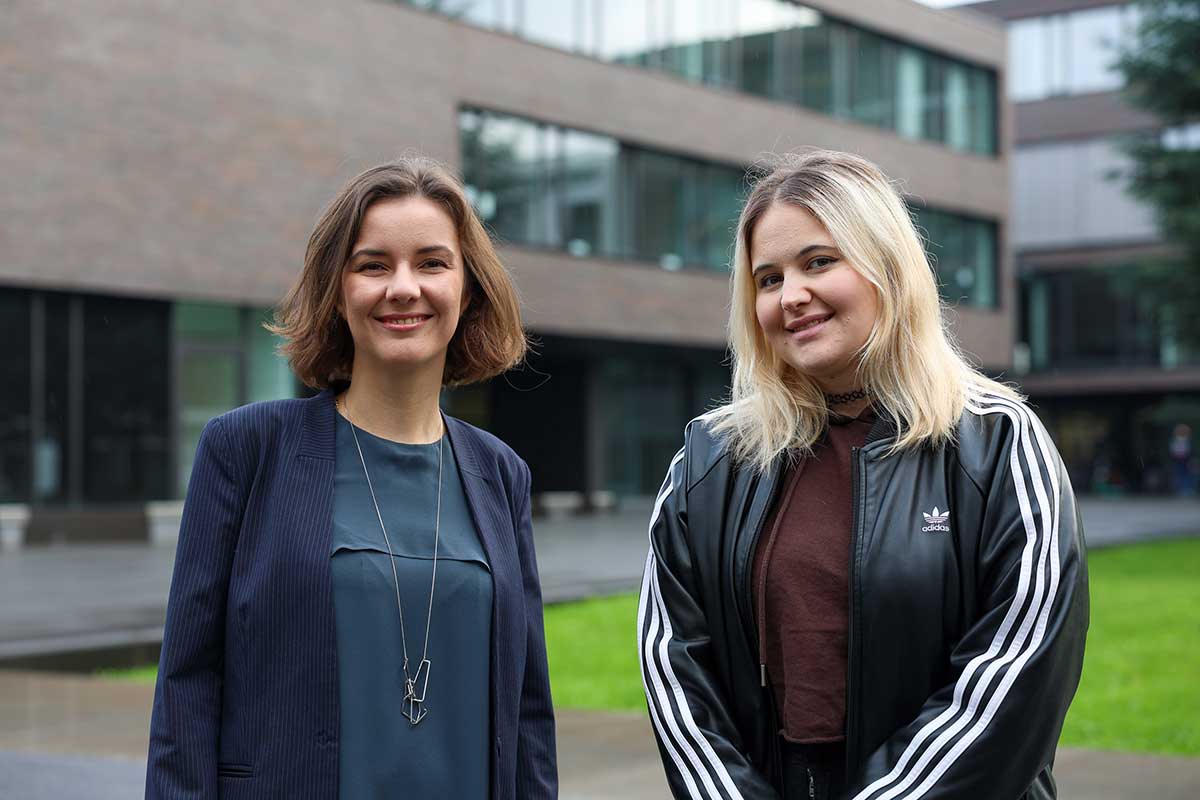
921;506;951;533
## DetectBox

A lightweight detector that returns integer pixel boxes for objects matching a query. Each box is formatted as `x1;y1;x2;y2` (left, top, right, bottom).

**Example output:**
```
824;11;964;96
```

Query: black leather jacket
638;391;1088;800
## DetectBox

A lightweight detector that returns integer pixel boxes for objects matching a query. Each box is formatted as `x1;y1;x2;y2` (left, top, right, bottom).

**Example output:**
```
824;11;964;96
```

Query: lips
785;313;833;337
376;314;432;331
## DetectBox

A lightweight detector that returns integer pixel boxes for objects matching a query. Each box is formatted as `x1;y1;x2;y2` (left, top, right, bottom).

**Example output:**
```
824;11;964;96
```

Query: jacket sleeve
639;431;781;800
513;459;559;799
849;398;1089;800
146;416;247;799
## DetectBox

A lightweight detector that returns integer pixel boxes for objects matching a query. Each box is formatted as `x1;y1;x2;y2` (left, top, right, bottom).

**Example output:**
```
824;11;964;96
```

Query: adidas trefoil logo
921;506;951;533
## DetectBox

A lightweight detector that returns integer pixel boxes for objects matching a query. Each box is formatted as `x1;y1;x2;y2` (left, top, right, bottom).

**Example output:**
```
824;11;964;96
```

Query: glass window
625;149;687;269
247;308;294;404
916;207;998;308
424;0;997;154
1066;6;1125;95
0;290;31;503
37;293;70;503
83;295;171;503
475;114;552;246
560;129;620;259
1009;18;1048;102
520;0;580;51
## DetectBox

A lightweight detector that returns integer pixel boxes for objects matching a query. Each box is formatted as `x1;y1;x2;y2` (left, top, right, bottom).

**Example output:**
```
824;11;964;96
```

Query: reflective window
174;302;295;494
1008;5;1137;102
0;290;31;502
1022;267;1198;371
914;207;998;308
403;0;998;155
464;108;999;305
463;108;744;272
83;295;171;503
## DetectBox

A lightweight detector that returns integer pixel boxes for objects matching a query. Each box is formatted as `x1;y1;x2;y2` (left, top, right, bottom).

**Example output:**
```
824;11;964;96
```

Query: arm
513;459;558;799
639;435;781;800
849;398;1089;800
146;417;247;799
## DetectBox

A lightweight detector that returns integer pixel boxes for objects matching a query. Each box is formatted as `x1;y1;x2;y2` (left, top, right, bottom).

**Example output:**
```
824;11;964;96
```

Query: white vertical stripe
639;549;705;799
898;395;1063;799
639;448;718;799
638;440;746;800
853;393;1061;800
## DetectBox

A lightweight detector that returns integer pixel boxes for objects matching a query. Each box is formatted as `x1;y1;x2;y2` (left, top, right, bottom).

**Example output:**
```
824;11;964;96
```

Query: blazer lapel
444;415;522;791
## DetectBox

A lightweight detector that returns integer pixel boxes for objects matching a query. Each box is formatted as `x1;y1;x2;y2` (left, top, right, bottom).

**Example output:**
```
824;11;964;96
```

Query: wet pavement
0;496;1198;797
1;670;1198;799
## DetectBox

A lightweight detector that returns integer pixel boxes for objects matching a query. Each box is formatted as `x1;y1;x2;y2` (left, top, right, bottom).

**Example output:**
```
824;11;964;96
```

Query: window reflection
403;0;998;155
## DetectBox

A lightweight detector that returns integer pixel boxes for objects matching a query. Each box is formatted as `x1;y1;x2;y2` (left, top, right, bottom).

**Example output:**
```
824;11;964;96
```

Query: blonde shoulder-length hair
707;149;1018;471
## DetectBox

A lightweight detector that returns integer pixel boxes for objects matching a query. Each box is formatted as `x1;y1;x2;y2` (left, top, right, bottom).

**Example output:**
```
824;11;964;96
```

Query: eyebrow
348;244;456;261
751;244;838;274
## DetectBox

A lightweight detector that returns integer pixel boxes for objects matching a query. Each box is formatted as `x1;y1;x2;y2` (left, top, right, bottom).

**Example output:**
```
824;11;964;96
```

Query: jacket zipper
845;446;866;778
741;466;787;788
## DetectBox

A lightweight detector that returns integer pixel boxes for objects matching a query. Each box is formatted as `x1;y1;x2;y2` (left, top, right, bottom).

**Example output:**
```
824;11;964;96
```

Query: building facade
1;0;1010;538
973;0;1200;494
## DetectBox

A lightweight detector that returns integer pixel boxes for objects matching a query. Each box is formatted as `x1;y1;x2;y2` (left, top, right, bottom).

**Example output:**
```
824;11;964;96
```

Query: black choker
824;388;868;407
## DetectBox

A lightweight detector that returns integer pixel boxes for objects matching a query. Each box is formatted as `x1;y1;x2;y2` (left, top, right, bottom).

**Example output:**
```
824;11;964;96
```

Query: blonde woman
638;151;1087;800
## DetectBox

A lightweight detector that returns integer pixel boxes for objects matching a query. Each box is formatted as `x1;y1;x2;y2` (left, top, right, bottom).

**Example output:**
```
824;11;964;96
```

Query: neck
828;396;872;418
339;359;445;444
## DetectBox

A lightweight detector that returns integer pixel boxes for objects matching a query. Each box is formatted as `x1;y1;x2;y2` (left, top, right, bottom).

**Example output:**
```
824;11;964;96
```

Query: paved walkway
2;496;1198;661
0;671;1197;799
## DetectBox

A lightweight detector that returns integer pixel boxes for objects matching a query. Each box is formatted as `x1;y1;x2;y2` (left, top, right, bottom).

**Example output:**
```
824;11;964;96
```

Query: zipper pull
760;663;767;687
808;767;816;799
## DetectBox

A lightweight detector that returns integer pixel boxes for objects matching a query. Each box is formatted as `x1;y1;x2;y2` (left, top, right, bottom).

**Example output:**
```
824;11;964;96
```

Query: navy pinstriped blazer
146;389;557;799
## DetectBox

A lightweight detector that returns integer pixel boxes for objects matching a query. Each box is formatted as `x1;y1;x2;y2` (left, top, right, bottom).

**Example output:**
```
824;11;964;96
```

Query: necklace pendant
403;658;431;725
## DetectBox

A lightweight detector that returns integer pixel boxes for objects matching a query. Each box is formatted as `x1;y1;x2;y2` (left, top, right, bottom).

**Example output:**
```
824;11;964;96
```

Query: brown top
752;407;874;744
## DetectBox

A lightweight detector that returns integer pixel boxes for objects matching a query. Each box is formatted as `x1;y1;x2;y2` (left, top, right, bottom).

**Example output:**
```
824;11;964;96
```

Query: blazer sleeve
639;428;781;800
513;459;559;799
849;400;1089;800
146;416;248;799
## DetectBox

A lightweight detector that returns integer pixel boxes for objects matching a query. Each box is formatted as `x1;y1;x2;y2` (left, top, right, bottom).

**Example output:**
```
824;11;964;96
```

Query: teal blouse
330;414;492;799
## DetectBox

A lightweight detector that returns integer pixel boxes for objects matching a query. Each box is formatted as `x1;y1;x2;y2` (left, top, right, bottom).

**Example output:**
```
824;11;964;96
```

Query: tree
1116;0;1200;349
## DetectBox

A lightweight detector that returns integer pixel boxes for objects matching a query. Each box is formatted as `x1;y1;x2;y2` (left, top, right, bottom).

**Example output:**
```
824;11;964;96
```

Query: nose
780;273;813;311
385;263;420;303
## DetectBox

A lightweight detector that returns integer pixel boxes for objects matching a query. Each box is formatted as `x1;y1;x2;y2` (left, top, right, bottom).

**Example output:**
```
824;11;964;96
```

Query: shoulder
212;396;310;444
678;409;733;490
956;390;1060;485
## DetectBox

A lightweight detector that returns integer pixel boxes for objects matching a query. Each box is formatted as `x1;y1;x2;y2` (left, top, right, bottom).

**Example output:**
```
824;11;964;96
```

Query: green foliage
1116;1;1200;345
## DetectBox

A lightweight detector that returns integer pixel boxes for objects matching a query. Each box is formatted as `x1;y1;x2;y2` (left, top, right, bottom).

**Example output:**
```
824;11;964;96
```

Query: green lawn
108;538;1200;755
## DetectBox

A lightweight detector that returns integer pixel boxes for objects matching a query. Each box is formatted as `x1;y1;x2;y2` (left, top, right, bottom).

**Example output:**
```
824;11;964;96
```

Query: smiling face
339;195;468;383
751;201;880;393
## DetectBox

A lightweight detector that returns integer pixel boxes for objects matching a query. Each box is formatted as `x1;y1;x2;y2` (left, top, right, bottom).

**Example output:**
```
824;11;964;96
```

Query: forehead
355;196;458;248
749;202;834;260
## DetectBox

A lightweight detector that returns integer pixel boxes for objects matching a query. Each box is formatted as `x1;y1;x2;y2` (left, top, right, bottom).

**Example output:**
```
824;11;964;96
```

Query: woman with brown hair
146;158;557;799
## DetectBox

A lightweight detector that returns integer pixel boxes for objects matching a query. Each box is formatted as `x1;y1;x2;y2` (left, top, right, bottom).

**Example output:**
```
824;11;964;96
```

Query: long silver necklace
340;397;442;726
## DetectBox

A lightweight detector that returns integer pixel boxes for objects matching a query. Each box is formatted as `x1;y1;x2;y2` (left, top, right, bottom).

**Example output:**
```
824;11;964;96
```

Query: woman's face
339;196;468;381
751;201;880;393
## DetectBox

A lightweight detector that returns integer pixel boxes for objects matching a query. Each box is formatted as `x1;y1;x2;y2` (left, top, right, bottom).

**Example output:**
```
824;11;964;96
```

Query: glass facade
174;302;297;495
408;0;997;155
917;207;998;308
1009;4;1139;102
462;108;744;272
0;288;297;506
462;108;999;306
1021;266;1199;372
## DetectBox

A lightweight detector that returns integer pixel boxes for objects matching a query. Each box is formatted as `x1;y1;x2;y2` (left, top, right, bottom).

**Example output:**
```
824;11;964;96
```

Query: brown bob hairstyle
270;157;527;388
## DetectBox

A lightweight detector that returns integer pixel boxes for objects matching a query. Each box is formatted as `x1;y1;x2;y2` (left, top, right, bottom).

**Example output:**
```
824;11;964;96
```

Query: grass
1057;537;1200;755
105;539;1200;755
